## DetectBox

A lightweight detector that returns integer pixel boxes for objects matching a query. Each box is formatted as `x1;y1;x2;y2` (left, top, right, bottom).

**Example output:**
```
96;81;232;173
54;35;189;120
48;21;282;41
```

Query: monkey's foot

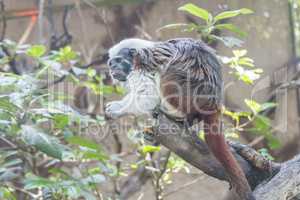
227;140;281;174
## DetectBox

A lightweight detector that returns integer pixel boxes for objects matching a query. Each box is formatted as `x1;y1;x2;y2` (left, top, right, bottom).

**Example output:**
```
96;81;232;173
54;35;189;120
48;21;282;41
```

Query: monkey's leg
204;113;255;200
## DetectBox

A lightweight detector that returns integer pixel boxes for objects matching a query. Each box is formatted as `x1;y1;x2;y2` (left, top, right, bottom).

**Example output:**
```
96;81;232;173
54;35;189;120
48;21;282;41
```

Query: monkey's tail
204;113;255;200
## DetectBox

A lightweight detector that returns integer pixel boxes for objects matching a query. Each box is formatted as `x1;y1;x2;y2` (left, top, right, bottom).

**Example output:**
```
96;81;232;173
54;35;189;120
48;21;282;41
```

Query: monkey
105;38;255;200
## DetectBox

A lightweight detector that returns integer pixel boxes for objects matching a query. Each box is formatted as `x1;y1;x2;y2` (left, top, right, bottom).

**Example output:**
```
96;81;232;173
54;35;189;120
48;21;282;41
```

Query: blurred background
1;0;300;200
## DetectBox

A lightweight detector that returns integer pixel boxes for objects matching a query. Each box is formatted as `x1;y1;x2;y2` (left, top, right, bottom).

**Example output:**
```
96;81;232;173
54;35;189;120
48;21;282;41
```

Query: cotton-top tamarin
105;38;255;200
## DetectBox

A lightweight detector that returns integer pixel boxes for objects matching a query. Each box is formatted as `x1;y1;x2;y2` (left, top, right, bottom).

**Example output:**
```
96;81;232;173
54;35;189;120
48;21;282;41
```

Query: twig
119;166;152;199
248;135;265;147
112;131;123;195
49;5;73;50
0;136;17;148
153;151;171;200
100;9;115;44
134;25;152;40
40;69;72;89
137;193;144;200
46;0;57;39
74;0;89;61
79;53;109;68
0;0;6;41
17;16;37;46
41;74;67;89
38;0;45;44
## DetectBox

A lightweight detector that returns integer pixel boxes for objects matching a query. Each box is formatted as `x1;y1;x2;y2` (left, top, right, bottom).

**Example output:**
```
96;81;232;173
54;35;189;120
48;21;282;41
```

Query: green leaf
214;24;247;37
233;49;248;57
67;136;101;151
0;167;20;182
0;75;18;86
233;66;262;84
238;57;255;67
82;151;108;162
22;125;64;159
1;39;17;49
57;46;77;62
210;35;243;48
258;148;274;161
198;130;205;141
0;187;16;200
141;145;161;154
225;131;239;139
265;134;281;149
0;97;19;113
158;23;199;33
167;155;188;173
26;45;46;58
214;8;253;22
115;86;126;95
251;115;280;149
245;100;276;114
260;102;277;112
158;23;190;31
253;115;271;132
0;57;9;65
87;68;97;78
245;99;261;114
178;3;212;22
222;106;239;121
53;114;70;129
24;175;55;190
81;174;106;185
251;115;281;149
3;158;22;168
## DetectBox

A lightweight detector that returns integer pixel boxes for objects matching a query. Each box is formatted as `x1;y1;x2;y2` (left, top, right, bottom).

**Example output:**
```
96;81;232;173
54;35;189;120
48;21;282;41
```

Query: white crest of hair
108;38;155;58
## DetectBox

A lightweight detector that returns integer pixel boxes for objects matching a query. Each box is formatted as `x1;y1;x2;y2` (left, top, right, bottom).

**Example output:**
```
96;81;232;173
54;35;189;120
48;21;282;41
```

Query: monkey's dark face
107;48;135;82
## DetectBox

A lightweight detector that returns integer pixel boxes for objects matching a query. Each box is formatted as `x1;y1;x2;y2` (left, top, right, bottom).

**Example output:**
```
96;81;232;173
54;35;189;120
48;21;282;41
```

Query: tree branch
253;155;300;200
114;108;300;200
151;112;278;189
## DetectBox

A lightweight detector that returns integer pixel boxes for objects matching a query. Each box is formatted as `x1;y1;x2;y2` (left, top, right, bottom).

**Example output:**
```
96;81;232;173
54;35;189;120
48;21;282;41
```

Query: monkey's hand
143;126;159;144
105;101;126;119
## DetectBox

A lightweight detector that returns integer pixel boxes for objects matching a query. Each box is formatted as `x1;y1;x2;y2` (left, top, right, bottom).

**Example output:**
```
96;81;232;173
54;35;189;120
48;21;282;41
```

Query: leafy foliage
0;41;112;199
221;49;263;84
160;3;253;47
0;2;281;199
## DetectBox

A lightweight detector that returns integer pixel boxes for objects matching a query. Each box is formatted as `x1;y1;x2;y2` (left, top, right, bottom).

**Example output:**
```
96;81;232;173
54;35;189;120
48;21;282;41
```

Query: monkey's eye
114;57;122;63
129;49;137;57
107;57;123;66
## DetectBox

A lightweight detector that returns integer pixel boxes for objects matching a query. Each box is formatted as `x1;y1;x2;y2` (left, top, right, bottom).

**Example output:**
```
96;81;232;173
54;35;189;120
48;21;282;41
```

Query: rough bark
253;155;300;200
152;112;278;188
120;111;300;200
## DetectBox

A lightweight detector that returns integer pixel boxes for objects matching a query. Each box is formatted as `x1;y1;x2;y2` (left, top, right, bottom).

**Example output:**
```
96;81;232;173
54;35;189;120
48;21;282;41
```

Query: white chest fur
122;71;185;118
116;71;160;116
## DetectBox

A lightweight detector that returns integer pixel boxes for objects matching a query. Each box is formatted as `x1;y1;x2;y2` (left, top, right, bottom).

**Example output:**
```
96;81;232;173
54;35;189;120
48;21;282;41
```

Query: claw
143;127;154;134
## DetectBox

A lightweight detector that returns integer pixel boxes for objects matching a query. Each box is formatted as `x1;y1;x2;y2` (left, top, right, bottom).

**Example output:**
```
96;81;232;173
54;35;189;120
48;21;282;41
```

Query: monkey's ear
132;53;141;70
129;49;140;69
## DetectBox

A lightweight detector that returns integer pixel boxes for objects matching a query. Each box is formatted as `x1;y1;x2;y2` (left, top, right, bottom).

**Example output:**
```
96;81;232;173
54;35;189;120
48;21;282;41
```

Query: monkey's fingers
143;127;154;134
142;127;157;143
